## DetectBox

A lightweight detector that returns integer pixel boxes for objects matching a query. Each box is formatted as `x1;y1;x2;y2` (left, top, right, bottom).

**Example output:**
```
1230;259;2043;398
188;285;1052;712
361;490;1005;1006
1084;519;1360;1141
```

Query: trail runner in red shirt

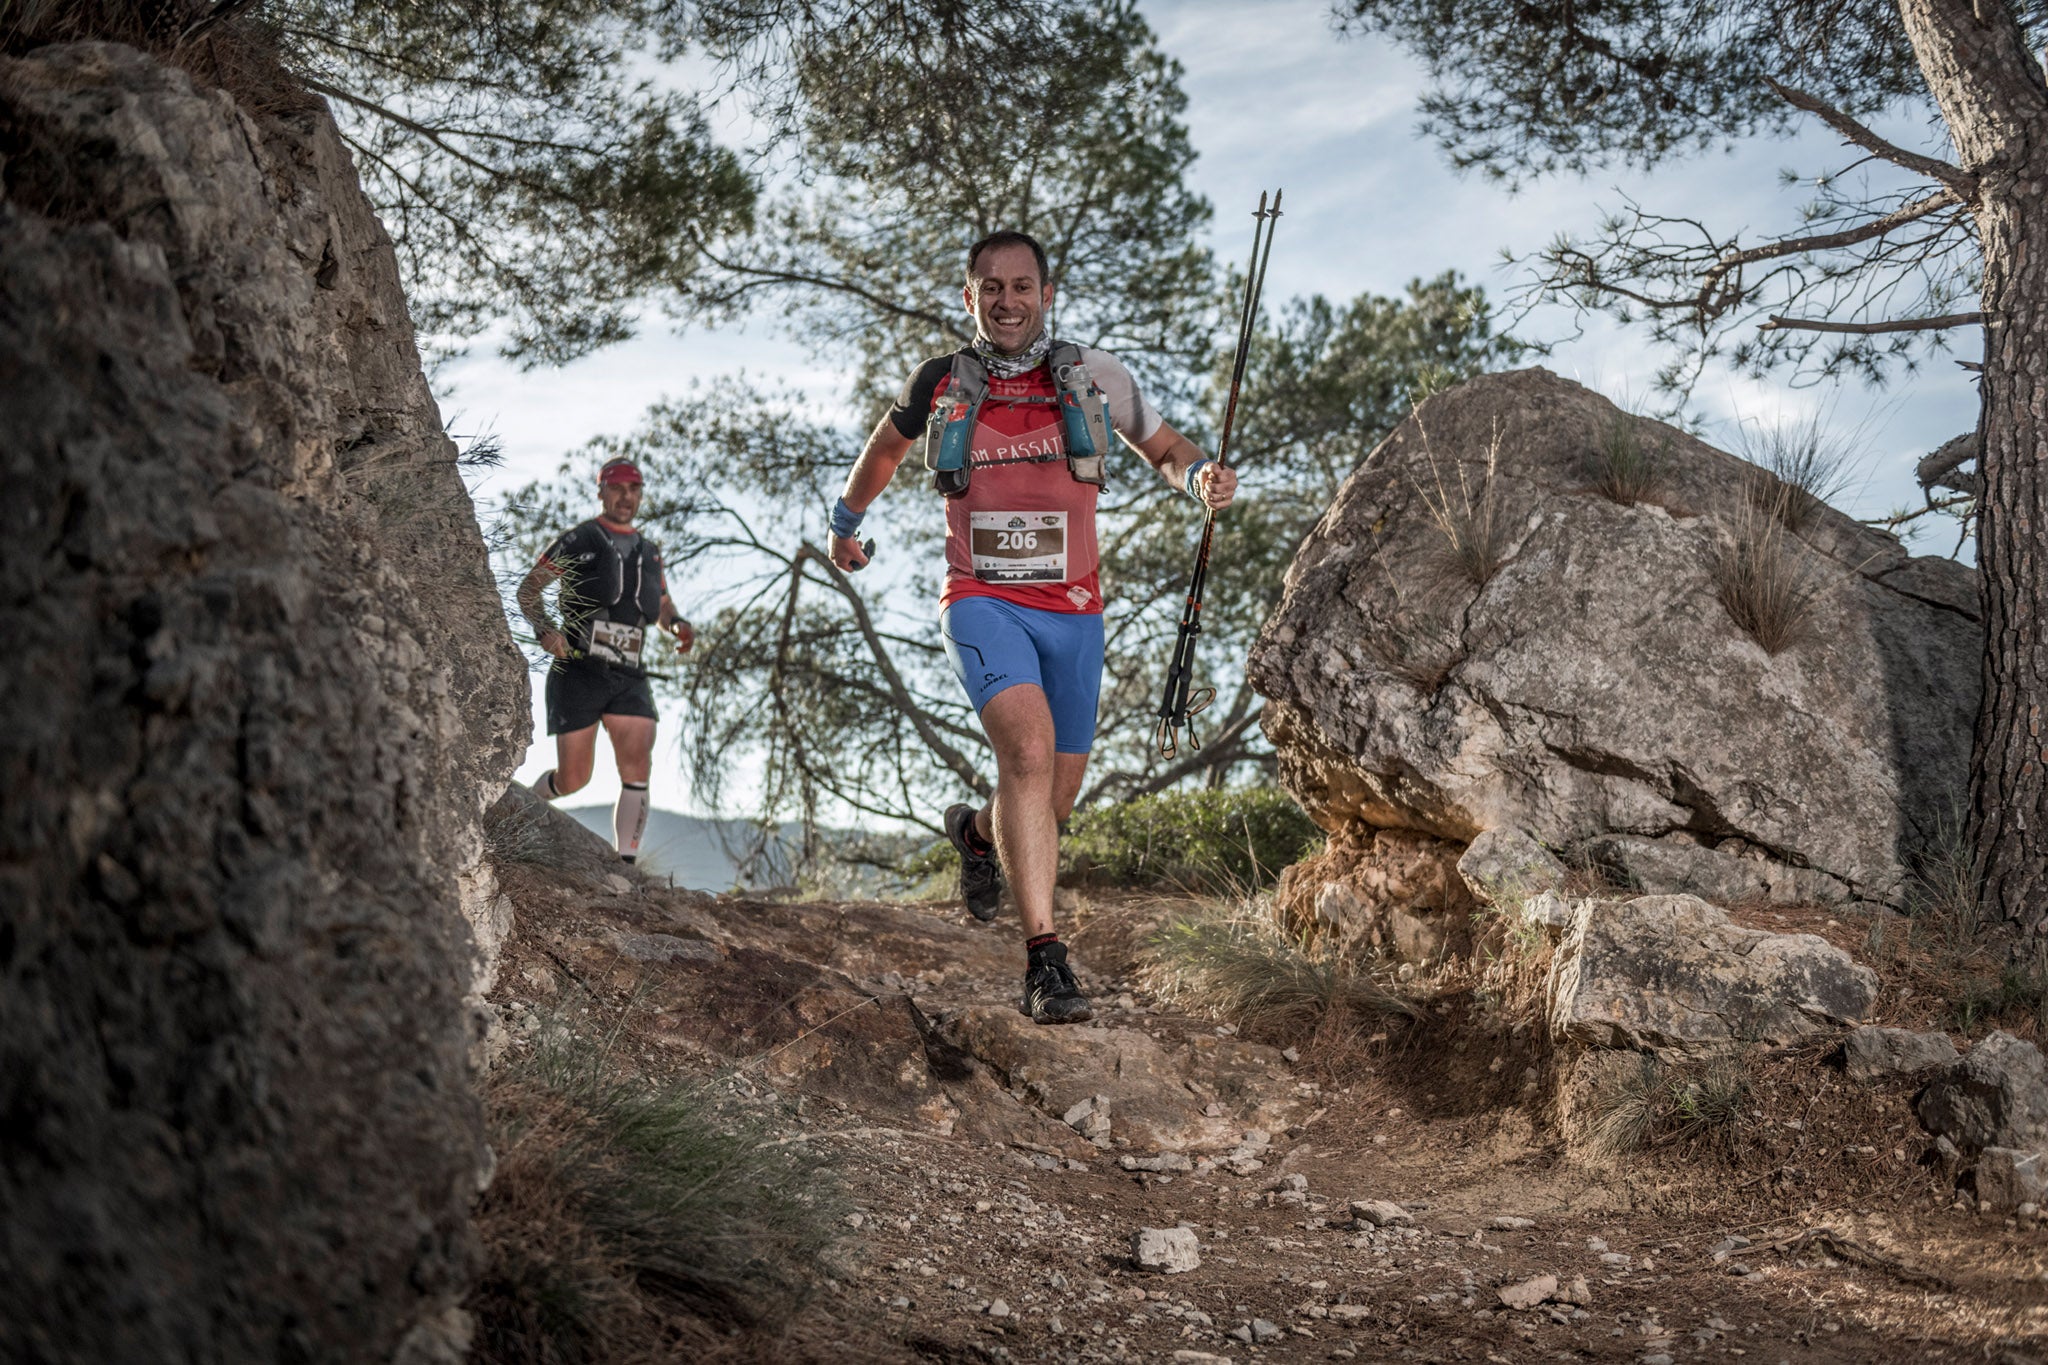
829;232;1236;1024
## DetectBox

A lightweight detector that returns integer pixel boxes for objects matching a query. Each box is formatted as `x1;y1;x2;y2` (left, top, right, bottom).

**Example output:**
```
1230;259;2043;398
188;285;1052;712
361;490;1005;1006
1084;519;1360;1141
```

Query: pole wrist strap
1183;458;1213;501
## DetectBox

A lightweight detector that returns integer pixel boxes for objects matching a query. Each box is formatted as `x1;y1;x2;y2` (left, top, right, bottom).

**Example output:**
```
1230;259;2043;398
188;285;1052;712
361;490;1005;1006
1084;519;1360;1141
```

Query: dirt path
480;829;2048;1363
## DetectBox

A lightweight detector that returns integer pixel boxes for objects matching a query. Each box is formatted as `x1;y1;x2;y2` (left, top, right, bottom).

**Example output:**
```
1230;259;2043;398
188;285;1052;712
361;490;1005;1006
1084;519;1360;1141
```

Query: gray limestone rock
1841;1025;1959;1081
1497;1274;1558;1310
1458;828;1569;905
0;41;523;1363
1548;894;1877;1054
1582;834;1835;907
1350;1199;1414;1227
1917;1032;2048;1156
1975;1148;2048;1212
1131;1227;1202;1273
1250;368;1978;909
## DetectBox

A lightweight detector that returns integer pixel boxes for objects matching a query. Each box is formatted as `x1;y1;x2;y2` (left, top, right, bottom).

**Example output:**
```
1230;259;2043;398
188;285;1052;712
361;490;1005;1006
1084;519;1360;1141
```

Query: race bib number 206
970;511;1068;582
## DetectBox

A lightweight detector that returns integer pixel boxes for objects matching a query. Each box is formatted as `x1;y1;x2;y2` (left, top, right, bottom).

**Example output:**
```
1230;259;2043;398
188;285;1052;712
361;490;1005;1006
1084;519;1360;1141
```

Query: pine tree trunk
1898;0;2048;930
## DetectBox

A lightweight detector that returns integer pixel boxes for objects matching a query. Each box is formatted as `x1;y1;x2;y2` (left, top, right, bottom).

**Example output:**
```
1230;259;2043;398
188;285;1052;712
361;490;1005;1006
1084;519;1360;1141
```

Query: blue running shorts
941;597;1105;755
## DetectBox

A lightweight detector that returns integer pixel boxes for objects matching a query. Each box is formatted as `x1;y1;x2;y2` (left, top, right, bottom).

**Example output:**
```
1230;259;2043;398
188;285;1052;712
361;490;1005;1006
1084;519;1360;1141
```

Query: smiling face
964;242;1053;356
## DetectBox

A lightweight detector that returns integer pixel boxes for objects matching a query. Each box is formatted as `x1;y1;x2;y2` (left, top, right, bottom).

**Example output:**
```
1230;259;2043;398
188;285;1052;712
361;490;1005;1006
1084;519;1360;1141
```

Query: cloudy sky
442;0;1979;814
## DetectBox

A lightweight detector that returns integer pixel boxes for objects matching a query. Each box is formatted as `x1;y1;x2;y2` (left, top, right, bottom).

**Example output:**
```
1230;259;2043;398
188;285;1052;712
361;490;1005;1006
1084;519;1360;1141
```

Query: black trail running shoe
1022;942;1094;1025
944;803;1003;922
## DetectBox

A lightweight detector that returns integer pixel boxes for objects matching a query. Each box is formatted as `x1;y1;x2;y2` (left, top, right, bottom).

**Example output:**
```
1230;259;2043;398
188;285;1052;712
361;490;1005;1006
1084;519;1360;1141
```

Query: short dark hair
966;231;1049;287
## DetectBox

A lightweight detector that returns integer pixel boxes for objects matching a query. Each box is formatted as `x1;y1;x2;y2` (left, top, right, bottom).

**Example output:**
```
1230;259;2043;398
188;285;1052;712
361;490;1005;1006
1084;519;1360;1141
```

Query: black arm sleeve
885;353;958;440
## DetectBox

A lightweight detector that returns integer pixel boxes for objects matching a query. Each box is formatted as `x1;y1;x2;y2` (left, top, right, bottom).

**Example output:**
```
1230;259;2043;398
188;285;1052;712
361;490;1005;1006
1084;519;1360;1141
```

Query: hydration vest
554;520;663;651
922;342;1115;499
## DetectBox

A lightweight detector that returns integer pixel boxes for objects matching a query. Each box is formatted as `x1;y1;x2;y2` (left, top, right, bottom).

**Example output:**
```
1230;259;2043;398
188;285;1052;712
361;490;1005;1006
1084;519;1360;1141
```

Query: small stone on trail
1132;1226;1203;1273
1489;1215;1535;1230
1173;1352;1232;1364
1204;1102;1227;1117
1498;1274;1558;1310
1708;1235;1751;1261
1120;1152;1194;1173
1283;1047;1301;1062
1350;1199;1414;1227
1245;1318;1282;1343
986;1299;1009;1317
1556;1276;1592;1306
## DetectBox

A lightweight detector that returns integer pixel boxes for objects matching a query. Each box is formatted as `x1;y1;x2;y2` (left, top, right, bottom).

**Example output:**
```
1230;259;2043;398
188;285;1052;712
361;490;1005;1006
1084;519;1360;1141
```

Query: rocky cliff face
0;42;526;1362
1250;368;1979;921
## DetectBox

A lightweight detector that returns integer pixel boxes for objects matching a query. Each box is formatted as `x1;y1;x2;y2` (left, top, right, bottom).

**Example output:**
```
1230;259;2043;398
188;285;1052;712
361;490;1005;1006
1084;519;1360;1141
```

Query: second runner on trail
829;230;1236;1025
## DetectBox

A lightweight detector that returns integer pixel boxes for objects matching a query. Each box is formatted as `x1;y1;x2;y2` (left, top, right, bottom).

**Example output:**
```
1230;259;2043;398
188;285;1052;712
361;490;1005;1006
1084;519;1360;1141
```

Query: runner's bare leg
550;725;600;796
981;685;1093;939
601;713;657;784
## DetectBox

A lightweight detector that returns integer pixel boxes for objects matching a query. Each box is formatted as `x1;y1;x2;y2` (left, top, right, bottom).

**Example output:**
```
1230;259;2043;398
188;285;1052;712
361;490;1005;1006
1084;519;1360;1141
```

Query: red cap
598;460;643;486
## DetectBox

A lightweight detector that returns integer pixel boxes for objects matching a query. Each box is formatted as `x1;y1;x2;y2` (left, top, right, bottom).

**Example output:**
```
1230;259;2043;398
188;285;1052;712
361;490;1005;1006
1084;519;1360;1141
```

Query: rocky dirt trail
481;794;2048;1364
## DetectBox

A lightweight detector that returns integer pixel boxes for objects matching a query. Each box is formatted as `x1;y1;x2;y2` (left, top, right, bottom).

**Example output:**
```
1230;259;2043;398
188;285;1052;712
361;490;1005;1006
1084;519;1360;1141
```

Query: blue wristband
830;497;864;538
1183;458;1213;500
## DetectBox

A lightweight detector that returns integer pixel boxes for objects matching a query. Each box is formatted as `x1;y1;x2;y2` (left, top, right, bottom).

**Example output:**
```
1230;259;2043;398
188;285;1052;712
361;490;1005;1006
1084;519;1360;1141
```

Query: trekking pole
1155;188;1282;761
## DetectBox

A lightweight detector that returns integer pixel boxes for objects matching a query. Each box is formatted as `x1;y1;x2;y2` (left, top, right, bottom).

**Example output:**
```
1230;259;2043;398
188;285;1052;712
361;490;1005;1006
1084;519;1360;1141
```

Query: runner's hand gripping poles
1155;189;1282;760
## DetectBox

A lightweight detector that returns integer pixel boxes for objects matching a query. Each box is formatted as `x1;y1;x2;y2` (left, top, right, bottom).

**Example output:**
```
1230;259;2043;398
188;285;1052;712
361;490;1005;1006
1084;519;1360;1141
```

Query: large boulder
1249;368;1978;907
1547;894;1877;1054
0;42;525;1363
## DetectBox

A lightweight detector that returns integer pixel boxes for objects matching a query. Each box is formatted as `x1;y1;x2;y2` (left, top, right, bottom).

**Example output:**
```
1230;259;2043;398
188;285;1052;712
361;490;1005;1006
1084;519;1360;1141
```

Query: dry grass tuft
1585;1052;1753;1162
1139;902;1419;1052
1585;409;1671;506
1415;420;1513;588
1737;414;1860;534
1902;805;1984;958
1714;484;1830;654
469;1017;845;1364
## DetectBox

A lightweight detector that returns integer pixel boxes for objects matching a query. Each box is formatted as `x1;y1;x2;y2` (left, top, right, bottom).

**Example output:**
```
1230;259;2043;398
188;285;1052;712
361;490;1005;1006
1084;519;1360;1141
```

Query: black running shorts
544;658;659;734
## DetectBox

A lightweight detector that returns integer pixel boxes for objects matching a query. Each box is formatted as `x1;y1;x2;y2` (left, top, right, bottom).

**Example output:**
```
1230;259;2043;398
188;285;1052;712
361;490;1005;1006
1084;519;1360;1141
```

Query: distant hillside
563;805;925;895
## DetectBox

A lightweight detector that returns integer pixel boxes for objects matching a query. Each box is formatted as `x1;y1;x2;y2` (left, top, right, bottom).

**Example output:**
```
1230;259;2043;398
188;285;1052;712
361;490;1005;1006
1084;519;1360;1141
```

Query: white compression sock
615;782;649;860
534;769;561;801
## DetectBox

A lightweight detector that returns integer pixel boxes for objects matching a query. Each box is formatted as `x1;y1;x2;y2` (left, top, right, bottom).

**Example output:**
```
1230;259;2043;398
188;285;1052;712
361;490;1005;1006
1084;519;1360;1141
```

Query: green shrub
1063;786;1322;892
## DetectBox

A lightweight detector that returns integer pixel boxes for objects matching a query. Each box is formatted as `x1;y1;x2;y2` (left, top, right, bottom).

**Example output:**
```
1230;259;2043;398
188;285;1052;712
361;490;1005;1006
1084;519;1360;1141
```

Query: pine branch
1767;80;1978;198
1758;311;1981;333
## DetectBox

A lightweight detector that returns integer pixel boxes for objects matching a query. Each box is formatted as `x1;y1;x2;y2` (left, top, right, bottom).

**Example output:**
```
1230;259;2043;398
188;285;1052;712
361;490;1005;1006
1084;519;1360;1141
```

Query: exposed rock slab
934;1007;1303;1152
1547;895;1877;1053
1249;367;1979;906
